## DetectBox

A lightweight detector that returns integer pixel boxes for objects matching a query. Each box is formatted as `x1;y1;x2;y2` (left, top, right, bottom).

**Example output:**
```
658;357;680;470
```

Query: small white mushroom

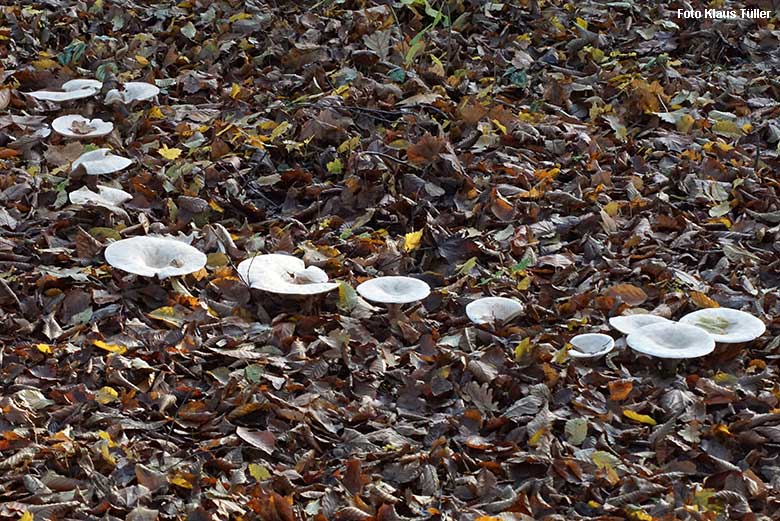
26;79;102;102
465;296;523;325
356;276;430;321
679;307;766;343
104;236;207;279
71;148;133;175
626;322;715;359
104;82;160;104
569;333;615;360
69;185;132;208
236;253;339;295
52;115;113;138
608;314;671;336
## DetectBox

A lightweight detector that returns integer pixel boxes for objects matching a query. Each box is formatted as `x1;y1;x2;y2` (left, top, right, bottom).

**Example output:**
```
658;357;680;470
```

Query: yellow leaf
712;120;744;138
623;409;657;426
20;512;33;521
248;463;272;480
491;119;507;135
514;337;532;362
592;450;620;484
528;427;546;446
627;508;654;521
148;106;164;119
270;121;291;141
100;440;117;465
32;58;59;70
158;144;182;160
170;473;193;489
676;113;695;133
95;386;119;405
403;230;423;252
135;54;149;66
208;199;224;213
575;17;588;29
35;343;53;354
93;340;127;355
98;430;116;446
516;275;531;290
230;83;241;99
603;201;621;216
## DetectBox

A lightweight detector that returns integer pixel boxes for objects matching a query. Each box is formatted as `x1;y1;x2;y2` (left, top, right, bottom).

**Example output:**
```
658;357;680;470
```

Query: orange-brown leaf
604;284;647;306
690;291;719;309
608;380;633;401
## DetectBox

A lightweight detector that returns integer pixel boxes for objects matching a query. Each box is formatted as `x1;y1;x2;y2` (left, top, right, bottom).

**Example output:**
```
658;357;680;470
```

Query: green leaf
565;418;588;445
456;257;477;276
326;158;343;174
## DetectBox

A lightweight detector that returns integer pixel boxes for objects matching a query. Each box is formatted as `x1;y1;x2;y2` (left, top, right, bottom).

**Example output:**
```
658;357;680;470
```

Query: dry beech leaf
604;283;648;306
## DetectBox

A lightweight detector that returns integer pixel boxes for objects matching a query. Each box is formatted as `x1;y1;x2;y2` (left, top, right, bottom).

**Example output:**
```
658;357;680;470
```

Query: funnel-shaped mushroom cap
236;253;339;295
72;148;133;175
466;296;523;325
69;185;131;207
609;314;671;336
105;82;160;104
27;79;101;102
627;322;715;359
52;115;113;138
61;79;103;91
569;333;615;359
356;276;430;305
105;236;207;279
679;308;766;343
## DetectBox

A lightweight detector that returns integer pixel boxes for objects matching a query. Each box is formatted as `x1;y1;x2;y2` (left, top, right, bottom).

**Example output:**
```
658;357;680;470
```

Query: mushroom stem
387;303;402;324
661;359;681;374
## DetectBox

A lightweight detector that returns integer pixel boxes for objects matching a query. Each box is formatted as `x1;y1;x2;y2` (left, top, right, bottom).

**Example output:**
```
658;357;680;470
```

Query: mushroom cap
679;308;766;343
27;79;103;102
69;185;132;207
52;115;113;138
626;322;715;359
61;79;103;91
356;276;430;305
71;148;133;175
236;253;339;295
465;296;523;325
569;333;615;359
609;314;671;336
104;236;207;279
105;82;160;104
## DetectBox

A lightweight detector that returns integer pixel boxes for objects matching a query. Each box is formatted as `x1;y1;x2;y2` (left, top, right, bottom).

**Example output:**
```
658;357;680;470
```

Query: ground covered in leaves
1;0;780;519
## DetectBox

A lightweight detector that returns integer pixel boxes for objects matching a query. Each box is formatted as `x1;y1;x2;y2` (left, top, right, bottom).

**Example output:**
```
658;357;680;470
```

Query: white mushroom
26;79;102;102
104;82;160;104
569;333;615;360
69;185;132;208
626;322;715;359
62;79;103;91
466;296;523;325
679;307;766;343
71;148;133;175
356;276;430;321
104;236;207;279
356;276;430;304
236;253;338;295
609;314;671;336
52;115;113;138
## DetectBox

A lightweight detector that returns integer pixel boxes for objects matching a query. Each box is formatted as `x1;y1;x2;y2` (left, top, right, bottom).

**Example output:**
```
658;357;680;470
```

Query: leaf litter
0;1;779;520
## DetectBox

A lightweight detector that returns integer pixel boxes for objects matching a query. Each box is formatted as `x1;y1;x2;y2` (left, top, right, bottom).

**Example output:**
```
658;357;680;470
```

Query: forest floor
1;0;780;520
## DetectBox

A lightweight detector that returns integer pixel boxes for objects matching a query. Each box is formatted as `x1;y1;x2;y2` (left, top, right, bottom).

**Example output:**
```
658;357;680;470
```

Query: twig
0;277;21;309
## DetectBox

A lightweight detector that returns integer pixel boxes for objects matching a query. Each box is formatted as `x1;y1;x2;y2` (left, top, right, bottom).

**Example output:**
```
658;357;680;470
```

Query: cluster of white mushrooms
97;237;768;361
26;78;159;211
570;308;766;361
